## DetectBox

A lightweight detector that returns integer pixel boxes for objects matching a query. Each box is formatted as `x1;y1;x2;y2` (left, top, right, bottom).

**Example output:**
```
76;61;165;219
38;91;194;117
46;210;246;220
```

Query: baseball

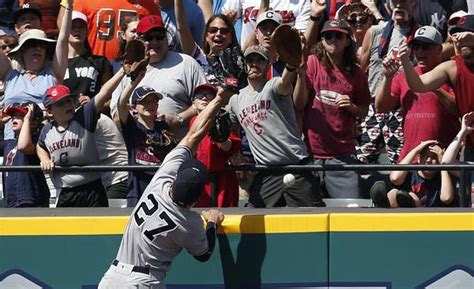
283;173;296;187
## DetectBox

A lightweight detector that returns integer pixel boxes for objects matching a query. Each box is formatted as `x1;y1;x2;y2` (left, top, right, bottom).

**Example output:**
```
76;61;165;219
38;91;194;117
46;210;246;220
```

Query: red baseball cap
43;85;75;107
136;15;165;34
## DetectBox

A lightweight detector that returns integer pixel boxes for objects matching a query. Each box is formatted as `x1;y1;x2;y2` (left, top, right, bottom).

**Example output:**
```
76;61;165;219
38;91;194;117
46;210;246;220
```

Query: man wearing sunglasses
375;26;459;163
228;45;324;208
110;15;207;141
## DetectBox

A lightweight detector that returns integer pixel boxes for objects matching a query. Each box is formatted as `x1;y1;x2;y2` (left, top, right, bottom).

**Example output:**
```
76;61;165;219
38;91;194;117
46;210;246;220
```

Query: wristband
310;15;322;22
207;221;216;229
61;4;71;10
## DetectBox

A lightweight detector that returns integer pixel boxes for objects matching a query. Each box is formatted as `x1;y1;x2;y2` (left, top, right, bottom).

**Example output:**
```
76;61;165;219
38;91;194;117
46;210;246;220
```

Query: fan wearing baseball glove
190;83;242;207
208;46;247;94
122;39;150;81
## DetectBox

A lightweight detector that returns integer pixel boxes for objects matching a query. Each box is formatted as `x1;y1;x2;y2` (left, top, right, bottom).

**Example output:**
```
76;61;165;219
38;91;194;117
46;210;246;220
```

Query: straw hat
8;29;56;56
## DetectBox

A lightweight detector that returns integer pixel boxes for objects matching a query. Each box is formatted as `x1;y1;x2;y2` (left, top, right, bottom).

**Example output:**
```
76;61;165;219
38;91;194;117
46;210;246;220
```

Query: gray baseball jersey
229;78;309;165
38;102;100;188
115;146;208;281
110;52;206;140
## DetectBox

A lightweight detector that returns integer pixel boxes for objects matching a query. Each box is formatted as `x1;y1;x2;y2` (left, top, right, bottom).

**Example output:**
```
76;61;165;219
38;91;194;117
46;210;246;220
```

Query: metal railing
0;164;472;207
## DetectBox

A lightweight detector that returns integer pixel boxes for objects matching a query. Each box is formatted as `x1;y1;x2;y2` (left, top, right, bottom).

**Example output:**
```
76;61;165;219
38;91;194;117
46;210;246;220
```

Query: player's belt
112;259;150;274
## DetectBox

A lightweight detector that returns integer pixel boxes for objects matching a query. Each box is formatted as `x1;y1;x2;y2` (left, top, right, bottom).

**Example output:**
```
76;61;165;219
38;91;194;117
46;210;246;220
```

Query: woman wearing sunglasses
296;18;371;199
336;2;375;59
0;0;72;141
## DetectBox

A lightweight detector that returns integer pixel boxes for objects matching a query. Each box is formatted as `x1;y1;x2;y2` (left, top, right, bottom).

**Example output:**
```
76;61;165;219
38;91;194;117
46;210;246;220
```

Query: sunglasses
207;27;230;34
140;33;166;42
194;92;216;100
346;14;369;25
323;32;346;41
1;43;16;50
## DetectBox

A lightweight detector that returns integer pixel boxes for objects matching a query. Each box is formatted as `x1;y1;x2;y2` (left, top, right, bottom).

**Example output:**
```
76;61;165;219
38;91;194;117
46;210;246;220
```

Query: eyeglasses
245;56;267;65
1;43;17;50
323;32;346;41
140;33;166;42
346;14;369;25
207;27;230;35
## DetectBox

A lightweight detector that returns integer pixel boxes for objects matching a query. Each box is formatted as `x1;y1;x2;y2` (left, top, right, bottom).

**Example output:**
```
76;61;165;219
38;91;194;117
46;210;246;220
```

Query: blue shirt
161;0;205;53
2;134;50;207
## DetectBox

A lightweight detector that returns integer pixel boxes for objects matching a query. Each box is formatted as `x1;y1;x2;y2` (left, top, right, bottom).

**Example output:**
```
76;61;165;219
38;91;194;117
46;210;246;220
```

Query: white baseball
283;173;296;187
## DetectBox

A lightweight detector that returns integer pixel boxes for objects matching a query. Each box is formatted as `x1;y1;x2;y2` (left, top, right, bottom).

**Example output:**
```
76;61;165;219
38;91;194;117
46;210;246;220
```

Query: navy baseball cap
171;159;209;207
13;3;42;24
4;101;43;122
130;86;163;105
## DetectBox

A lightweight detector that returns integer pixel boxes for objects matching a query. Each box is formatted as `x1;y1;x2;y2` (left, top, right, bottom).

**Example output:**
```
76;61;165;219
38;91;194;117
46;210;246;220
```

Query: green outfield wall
0;208;472;289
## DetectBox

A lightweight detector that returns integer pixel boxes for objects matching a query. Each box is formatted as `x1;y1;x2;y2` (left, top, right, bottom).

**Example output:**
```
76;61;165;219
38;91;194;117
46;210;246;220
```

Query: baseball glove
122;39;149;81
208;46;247;94
209;109;232;143
271;25;305;67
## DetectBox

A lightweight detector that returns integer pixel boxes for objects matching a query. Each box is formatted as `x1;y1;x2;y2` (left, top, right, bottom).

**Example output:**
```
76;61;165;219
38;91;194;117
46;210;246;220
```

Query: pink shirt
304;55;371;158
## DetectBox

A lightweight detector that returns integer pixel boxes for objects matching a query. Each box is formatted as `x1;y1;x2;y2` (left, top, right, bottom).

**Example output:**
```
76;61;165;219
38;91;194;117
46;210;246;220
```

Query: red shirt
190;116;242;207
454;55;474;149
392;66;460;160
67;0;160;60
304;55;371;158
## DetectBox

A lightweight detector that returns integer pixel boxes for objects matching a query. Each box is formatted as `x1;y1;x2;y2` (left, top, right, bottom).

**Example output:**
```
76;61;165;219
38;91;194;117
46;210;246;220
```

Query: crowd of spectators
0;0;473;208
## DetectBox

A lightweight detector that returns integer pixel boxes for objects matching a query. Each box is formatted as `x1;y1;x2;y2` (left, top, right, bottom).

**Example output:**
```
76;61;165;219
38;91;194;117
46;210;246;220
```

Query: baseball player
97;86;231;289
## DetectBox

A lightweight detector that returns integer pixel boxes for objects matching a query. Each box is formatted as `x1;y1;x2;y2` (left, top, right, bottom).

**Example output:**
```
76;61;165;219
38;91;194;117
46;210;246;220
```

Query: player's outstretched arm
194;209;225;262
179;88;233;154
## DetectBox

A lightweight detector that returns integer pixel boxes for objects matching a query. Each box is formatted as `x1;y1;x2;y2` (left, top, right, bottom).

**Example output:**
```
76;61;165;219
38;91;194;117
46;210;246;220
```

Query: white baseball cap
448;10;468;26
410;26;443;46
72;11;88;25
256;11;283;27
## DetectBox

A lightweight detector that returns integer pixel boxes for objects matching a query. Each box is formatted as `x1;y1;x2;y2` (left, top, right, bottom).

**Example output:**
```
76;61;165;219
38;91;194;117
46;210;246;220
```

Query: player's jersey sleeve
184;217;208;256
148;145;193;185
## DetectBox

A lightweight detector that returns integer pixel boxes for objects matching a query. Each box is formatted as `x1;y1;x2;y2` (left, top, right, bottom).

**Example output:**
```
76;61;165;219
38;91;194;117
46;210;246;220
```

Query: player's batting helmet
171;159;209;207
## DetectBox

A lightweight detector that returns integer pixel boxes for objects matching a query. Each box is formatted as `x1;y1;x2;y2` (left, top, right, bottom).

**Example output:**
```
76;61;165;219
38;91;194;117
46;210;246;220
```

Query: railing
0;164;472;207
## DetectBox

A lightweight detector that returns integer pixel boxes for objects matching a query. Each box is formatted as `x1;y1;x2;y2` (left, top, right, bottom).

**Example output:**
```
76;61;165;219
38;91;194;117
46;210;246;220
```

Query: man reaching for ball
98;85;231;288
228;45;325;208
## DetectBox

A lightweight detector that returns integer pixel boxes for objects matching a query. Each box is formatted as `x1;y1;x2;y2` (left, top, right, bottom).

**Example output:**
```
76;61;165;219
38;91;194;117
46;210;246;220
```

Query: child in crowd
117;77;177;207
441;111;474;207
2;102;50;207
371;140;457;208
36;68;127;207
191;84;241;207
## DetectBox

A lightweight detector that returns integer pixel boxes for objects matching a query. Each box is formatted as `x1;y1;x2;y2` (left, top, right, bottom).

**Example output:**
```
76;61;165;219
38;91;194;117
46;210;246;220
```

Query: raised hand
398;41;410;65
414;140;439;153
461;111;474;135
311;0;327;17
382;54;400;78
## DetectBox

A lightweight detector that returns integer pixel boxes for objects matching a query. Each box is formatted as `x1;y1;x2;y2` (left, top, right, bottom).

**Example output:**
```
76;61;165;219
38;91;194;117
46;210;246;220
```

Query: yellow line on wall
331;213;474;232
0;214;329;236
0;213;473;236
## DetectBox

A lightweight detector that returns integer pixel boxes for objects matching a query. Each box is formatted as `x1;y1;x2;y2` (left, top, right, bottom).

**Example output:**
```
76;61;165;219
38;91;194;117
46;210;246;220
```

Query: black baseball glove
208;46;247;94
209;109;232;143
